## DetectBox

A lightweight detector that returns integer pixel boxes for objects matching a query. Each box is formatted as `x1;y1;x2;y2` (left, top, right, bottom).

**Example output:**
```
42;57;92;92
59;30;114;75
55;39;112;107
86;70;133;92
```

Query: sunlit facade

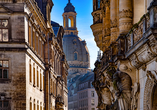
0;0;68;110
91;0;157;110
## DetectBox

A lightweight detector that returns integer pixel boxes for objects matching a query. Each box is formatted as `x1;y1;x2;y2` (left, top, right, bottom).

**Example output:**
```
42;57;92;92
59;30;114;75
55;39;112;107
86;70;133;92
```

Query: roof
51;21;60;37
79;72;94;83
64;1;76;13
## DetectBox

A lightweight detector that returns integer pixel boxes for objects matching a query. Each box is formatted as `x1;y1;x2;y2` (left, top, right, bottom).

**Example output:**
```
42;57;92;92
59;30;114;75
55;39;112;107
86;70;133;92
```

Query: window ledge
0;79;11;83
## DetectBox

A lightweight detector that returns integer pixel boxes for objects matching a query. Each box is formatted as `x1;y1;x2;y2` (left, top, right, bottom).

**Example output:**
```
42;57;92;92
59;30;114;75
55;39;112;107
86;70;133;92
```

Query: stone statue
96;74;113;110
113;69;132;110
131;82;139;110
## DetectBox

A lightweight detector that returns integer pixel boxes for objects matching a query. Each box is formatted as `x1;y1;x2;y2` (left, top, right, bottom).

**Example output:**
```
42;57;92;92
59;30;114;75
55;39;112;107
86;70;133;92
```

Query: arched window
69;18;71;27
74;52;78;60
68;16;74;28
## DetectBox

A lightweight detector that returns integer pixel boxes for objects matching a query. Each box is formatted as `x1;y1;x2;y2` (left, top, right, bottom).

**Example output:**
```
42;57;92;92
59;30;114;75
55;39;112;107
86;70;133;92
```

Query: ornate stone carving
111;18;118;28
143;70;157;110
133;22;143;44
149;36;157;55
112;70;132;110
119;9;133;19
137;46;156;63
93;13;101;23
127;34;132;50
131;82;140;110
130;54;142;68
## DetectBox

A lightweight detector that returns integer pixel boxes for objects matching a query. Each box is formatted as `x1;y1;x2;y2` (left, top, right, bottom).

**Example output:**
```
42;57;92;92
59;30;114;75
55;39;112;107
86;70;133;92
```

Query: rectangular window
34;104;36;110
91;91;94;97
91;99;95;105
0;100;9;109
33;67;36;86
40;73;42;90
32;30;35;49
28;25;32;46
29;64;32;83
97;0;100;9
0;60;9;79
43;75;44;91
39;40;41;57
35;35;38;53
30;102;32;110
37;105;39;110
37;69;39;87
0;20;9;42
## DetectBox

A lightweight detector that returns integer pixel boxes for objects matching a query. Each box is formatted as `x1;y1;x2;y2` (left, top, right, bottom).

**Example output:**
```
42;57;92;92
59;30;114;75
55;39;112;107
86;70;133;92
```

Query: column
119;0;133;35
110;0;118;43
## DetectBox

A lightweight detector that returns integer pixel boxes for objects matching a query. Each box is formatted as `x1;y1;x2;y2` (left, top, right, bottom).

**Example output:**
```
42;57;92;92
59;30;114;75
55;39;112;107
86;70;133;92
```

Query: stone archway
152;84;157;110
143;77;157;110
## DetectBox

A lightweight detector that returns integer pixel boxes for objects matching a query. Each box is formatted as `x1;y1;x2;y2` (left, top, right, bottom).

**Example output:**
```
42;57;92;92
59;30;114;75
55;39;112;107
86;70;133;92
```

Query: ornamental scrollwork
129;54;142;68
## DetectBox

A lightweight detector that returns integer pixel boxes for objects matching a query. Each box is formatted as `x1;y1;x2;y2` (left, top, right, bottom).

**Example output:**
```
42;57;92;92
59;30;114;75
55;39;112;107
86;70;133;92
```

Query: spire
68;0;70;3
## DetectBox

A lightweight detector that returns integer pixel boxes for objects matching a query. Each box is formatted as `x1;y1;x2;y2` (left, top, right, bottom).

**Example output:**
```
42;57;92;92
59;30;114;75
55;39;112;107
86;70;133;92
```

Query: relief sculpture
112;69;132;110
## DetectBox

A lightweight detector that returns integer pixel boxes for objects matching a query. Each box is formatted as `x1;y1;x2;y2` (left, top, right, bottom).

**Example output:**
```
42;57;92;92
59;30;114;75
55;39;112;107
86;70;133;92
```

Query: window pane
74;53;77;60
2;20;8;27
3;61;8;67
0;69;2;78
0;30;2;41
3;69;8;78
3;101;9;107
0;61;2;67
2;29;8;42
0;101;2;107
98;0;100;8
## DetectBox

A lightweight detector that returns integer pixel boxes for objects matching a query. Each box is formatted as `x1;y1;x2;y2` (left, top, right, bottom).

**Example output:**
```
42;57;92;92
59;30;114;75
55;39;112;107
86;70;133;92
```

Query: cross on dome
68;0;70;3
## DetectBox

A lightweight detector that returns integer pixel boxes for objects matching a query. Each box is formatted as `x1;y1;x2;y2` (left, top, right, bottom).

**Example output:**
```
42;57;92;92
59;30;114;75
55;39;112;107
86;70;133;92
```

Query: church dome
63;34;90;69
64;1;76;13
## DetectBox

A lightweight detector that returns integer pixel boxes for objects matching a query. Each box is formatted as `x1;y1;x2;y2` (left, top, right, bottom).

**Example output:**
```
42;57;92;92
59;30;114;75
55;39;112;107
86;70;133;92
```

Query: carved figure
94;13;100;23
113;69;132;110
131;82;139;110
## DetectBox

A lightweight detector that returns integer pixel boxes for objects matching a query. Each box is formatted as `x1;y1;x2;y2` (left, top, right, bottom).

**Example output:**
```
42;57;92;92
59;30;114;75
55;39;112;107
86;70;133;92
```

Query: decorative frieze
119;9;133;19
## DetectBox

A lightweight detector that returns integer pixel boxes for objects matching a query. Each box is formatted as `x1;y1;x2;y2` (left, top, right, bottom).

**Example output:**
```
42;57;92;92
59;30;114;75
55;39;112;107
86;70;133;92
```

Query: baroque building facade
91;0;157;110
0;0;68;110
62;1;98;110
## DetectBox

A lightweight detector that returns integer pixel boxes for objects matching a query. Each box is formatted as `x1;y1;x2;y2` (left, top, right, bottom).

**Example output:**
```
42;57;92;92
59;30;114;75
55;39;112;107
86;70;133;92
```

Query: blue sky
51;0;99;69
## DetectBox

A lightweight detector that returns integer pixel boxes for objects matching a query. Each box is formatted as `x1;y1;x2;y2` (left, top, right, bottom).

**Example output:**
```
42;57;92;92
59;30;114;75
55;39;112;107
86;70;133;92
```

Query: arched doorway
143;72;157;110
152;84;157;110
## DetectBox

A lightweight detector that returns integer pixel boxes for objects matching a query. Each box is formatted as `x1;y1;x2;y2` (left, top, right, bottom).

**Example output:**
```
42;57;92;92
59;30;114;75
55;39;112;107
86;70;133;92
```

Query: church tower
62;0;91;79
62;0;78;36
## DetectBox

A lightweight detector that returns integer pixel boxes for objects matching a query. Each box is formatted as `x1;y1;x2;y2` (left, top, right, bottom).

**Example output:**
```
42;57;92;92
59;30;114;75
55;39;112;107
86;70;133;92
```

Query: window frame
0;100;10;109
74;52;78;60
0;19;9;42
0;60;9;79
97;0;101;9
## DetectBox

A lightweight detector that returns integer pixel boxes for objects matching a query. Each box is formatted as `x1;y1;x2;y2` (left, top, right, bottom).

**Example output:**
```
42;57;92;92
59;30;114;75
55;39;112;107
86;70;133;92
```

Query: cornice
25;0;48;33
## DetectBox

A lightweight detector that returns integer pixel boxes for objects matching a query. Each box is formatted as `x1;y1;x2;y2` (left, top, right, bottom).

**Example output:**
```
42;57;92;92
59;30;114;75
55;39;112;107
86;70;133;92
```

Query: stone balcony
91;9;103;50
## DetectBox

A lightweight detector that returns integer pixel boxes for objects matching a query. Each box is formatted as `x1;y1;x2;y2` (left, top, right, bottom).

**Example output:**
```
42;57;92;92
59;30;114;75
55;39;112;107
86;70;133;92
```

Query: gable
0;5;13;13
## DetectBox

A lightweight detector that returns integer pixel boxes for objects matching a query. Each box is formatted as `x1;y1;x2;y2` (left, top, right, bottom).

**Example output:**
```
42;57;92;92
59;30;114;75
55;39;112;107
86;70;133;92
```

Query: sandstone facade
91;0;157;110
0;0;68;110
